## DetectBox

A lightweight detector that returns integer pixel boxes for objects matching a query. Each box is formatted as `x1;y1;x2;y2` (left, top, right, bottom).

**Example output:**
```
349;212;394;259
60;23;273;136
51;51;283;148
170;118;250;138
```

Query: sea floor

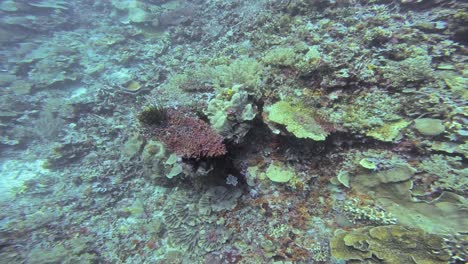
0;0;466;263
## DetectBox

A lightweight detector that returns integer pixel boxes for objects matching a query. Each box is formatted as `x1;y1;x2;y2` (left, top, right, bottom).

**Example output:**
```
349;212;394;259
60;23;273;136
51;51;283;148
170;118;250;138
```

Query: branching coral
342;198;397;225
141;109;226;159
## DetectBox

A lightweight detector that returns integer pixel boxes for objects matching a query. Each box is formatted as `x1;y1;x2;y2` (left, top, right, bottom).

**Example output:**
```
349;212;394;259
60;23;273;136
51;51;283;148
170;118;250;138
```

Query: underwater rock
8;80;32;95
158;5;196;27
111;0;152;24
264;162;296;183
0;0;21;12
28;0;69;10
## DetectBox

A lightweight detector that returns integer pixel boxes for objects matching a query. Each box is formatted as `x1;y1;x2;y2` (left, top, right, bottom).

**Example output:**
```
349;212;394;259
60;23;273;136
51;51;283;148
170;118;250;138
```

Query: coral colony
0;0;466;263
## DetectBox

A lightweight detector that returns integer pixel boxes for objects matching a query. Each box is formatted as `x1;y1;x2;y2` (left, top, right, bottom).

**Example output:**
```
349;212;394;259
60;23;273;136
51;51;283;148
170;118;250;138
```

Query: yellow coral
265;101;327;141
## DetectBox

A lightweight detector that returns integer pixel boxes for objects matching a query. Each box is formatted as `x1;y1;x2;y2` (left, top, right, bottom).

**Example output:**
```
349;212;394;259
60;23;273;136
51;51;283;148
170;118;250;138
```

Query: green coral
265;100;327;141
352;164;467;234
205;85;258;141
414;118;445;136
382;47;435;88
262;44;325;72
165;153;184;179
366;120;410;142
211;57;264;95
359;158;378;170
263;47;299;67
330;225;450;264
419;154;468;192
142;140;166;162
327;89;405;141
264;162;296;183
121;134;144;160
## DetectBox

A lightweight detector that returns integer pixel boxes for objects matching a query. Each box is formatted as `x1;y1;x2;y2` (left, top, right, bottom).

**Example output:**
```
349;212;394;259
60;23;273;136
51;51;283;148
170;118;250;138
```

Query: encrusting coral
330;225;450;264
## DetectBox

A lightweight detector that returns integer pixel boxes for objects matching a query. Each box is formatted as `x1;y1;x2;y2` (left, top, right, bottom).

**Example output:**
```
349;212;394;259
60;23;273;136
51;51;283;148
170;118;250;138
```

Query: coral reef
141;108;226;159
205;84;258;142
162;187;238;255
0;0;466;262
331;225;451;264
264;100;328;141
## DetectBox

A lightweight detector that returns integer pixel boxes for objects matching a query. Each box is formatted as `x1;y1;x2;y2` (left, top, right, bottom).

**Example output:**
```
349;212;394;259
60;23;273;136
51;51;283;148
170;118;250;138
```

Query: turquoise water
0;0;466;263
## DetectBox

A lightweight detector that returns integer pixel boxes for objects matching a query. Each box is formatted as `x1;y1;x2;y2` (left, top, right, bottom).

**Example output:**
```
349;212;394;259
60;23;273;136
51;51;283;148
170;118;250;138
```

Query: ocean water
0;0;466;263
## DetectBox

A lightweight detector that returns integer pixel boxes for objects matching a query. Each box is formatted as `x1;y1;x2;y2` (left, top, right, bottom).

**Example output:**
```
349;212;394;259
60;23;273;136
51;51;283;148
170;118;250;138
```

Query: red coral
155;109;226;159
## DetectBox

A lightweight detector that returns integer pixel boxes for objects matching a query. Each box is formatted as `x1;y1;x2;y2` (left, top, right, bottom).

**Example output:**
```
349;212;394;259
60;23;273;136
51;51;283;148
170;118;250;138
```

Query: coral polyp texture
141;108;226;159
0;0;467;263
